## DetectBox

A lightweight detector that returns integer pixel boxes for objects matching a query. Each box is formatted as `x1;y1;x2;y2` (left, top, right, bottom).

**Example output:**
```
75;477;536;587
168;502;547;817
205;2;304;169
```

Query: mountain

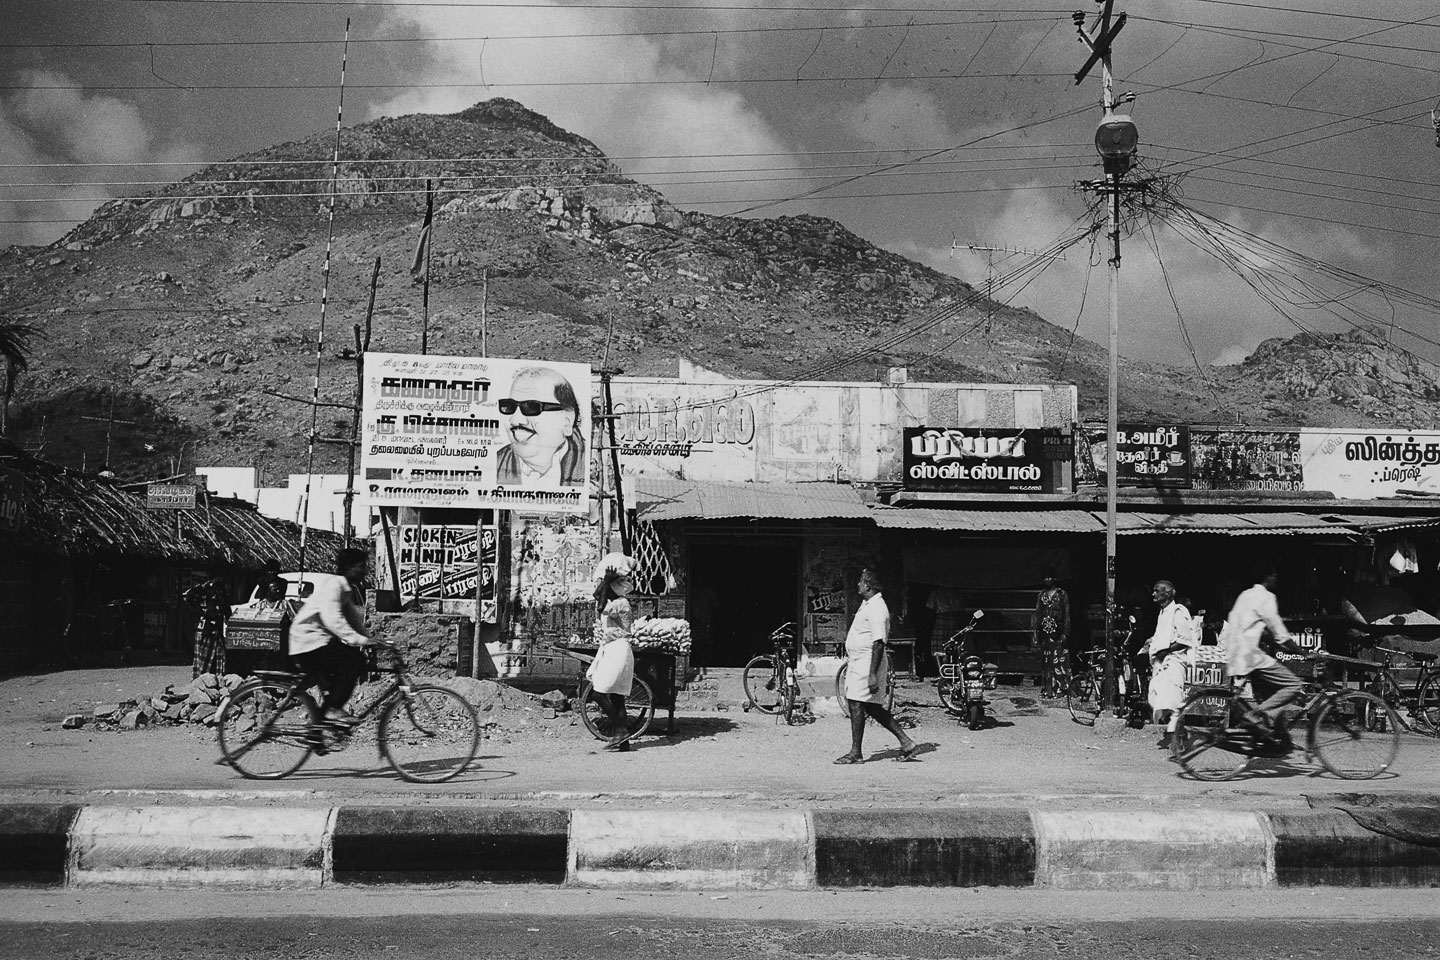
2;98;1436;483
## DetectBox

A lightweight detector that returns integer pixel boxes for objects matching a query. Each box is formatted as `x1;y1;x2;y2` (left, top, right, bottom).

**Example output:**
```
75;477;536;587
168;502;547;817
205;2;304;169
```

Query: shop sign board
901;428;1065;493
1189;428;1302;492
146;484;196;510
360;352;591;515
0;467;22;532
1299;429;1440;499
1113;424;1191;488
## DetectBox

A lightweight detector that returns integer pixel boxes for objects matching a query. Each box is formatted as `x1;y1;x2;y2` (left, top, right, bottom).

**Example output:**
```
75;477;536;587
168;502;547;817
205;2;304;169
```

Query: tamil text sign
360;353;591;514
146;484;196;510
1300;430;1440;499
902;428;1067;493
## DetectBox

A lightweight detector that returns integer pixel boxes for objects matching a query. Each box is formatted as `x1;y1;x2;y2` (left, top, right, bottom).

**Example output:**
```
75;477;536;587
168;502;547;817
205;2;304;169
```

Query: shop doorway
688;539;800;667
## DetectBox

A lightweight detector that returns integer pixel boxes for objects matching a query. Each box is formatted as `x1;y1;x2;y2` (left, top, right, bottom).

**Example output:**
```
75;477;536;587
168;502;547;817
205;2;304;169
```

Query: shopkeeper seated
1341;566;1440;659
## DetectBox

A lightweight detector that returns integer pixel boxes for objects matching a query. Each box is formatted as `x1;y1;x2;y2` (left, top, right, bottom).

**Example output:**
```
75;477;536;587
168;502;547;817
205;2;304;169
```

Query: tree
0;321;40;437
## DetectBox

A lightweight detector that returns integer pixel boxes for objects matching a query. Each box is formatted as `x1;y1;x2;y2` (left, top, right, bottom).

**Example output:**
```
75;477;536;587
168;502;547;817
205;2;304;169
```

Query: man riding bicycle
287;546;386;725
1223;563;1308;750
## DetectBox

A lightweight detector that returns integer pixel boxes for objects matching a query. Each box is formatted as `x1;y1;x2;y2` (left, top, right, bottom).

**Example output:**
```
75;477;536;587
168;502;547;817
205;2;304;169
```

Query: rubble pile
62;672;243;732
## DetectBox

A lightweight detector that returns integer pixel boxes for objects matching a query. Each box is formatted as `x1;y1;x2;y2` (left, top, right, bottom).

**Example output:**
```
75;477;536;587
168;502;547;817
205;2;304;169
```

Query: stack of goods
628;616;692;654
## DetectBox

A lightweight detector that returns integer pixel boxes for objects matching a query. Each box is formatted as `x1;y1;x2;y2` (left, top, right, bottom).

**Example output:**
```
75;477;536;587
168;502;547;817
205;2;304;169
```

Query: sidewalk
2;665;1438;889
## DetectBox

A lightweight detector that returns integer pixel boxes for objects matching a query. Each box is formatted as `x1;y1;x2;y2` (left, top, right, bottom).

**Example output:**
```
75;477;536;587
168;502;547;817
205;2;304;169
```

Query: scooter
936;610;998;730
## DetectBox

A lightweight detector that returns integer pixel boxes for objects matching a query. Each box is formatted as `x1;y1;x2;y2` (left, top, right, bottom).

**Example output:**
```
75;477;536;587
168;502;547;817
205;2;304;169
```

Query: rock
195;672;218;689
538;689;568;707
191;703;217;723
185;688;215;706
131;353;153;369
62;714;87;729
222;673;244;691
150;697;169;711
92;703;120;718
119;710;147;730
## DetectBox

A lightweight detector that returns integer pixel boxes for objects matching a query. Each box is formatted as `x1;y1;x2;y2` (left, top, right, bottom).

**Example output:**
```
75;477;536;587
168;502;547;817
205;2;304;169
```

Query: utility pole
952;242;1067;333
1074;0;1137;716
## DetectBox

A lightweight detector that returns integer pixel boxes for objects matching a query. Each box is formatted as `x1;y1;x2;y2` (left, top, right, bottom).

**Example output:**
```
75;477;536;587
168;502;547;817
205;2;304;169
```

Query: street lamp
1095;108;1138;715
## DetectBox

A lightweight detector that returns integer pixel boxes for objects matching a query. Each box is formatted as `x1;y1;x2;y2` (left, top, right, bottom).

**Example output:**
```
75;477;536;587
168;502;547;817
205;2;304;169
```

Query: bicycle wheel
742;655;789;715
579;678;654;742
377;684;480;783
216;679;316;780
1170;688;1253;781
834;661;895;718
1066;671;1102;726
1311;691;1400;780
1415;675;1440;736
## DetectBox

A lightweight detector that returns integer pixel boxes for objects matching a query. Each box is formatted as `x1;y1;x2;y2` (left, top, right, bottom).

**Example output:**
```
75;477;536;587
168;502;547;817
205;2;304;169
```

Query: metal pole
1100;50;1121;716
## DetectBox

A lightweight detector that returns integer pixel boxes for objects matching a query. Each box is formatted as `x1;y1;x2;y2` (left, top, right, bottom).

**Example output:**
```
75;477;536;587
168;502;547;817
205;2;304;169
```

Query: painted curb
0;804;80;886
813;808;1036;887
1270;810;1440;887
1032;810;1273;890
568;809;814;889
332;807;569;884
67;806;334;888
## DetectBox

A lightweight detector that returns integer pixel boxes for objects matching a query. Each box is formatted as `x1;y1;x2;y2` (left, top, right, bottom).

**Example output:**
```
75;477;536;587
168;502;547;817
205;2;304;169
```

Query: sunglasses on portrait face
498;398;568;416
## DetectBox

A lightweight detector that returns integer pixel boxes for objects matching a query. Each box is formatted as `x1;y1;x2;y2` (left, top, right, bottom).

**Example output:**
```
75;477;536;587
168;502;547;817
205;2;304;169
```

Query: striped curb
0;804;81;886
332;807;569;884
813;808;1036;887
1032;810;1273;890
68;806;334;888
4;804;1438;889
567;809;813;889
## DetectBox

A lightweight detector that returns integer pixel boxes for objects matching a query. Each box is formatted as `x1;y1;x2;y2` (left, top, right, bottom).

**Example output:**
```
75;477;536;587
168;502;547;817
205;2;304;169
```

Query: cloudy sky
5;0;1439;369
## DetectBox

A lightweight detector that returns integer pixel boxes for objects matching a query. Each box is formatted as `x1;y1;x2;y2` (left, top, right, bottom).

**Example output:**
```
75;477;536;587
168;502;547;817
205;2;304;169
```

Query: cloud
0;69;197;247
843;84;958;148
368;0;797;210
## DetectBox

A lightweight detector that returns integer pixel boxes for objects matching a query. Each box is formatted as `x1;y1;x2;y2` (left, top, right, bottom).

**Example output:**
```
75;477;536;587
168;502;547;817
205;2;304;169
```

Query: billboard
1189;428;1302;492
902;428;1068;493
377;522;499;622
1300;430;1440;499
361;353;591;514
1088;424;1192;488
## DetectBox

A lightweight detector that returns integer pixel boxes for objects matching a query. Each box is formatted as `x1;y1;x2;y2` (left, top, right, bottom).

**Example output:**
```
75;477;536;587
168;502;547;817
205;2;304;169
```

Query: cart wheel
579;678;654;742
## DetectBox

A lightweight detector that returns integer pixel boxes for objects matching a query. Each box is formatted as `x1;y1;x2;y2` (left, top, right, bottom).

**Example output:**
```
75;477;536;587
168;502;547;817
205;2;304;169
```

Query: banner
1189;428;1302;492
361;353;591;514
146;484;197;510
901;428;1067;493
1300;430;1440;499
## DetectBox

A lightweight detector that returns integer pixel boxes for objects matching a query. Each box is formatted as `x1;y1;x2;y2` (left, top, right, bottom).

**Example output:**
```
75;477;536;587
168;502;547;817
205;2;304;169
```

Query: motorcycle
936;610;998;730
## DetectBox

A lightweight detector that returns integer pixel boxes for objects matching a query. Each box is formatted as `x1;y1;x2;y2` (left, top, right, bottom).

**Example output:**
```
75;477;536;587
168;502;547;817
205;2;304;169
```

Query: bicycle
1361;645;1440;737
834;644;897;718
1066;616;1137;726
1170;650;1401;781
216;642;481;783
740;623;811;723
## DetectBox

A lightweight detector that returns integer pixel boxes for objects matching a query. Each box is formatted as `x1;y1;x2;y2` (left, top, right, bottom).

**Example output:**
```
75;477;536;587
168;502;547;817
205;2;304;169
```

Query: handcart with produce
626;616;692;733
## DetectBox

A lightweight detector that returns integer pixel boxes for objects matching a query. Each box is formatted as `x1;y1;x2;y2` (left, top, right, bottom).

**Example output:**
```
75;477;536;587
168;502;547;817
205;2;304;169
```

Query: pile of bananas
628;616;692;654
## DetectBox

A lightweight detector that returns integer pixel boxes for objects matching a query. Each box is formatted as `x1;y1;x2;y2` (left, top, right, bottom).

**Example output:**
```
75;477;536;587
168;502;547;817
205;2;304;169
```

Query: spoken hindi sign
360;352;592;514
146;484;196;510
902;428;1063;493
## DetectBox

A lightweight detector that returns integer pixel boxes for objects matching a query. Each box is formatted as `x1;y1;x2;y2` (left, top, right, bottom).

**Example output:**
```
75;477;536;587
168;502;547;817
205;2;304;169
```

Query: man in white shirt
288;547;384;724
1224;563;1306;743
1145;580;1198;746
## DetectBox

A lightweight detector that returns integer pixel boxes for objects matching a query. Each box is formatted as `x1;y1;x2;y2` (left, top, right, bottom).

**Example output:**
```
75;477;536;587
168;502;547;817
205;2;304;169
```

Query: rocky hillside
1;98;1436;482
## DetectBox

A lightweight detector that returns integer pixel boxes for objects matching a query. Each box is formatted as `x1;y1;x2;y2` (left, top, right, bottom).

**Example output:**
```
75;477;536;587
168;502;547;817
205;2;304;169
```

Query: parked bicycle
1066;615;1137;726
216;642;480;783
1361;645;1440;737
741;622;812;724
1170;650;1401;781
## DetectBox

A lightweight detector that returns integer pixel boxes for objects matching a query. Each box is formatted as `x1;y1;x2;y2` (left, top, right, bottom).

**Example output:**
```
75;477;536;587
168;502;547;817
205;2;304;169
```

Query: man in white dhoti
1145;580;1198;748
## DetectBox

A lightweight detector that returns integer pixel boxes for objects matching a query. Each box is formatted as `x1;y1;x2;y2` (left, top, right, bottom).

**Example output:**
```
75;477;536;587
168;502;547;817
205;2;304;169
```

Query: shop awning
632;477;872;521
1317;514;1440;534
870;506;1369;538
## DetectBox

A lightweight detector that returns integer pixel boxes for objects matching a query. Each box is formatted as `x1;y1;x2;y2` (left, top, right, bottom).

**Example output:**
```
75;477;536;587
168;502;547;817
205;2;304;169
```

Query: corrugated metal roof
869;507;1105;532
1114;512;1358;535
1317;514;1440;534
632;478;871;521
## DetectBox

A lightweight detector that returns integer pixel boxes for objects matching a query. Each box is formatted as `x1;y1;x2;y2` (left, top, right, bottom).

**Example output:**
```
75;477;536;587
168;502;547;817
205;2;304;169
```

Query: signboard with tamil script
901;428;1068;493
1299;430;1440;499
146;484;196;510
360;352;591;514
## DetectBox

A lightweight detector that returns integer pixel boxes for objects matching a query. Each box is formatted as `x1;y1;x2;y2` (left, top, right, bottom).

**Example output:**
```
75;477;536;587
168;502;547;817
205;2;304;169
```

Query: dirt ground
3;664;1439;810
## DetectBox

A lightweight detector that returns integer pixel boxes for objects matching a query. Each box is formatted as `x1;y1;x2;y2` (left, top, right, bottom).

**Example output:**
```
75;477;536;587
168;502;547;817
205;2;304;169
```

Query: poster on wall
515;512;601;638
360;352;591;514
376;522;499;622
1300;430;1440;499
1189;429;1302;492
902;428;1064;493
1097;424;1192;488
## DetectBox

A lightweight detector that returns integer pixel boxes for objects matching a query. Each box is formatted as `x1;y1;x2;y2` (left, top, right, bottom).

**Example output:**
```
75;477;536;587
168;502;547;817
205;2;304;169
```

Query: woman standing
1032;570;1071;699
588;553;638;751
835;567;919;765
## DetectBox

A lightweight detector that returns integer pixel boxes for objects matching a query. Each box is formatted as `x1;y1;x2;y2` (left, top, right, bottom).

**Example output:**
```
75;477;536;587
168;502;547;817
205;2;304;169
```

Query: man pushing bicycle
1222;563;1309;751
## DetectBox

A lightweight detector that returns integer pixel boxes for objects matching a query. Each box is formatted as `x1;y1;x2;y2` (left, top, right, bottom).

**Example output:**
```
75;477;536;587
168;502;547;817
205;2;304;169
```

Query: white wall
197;468;365;534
